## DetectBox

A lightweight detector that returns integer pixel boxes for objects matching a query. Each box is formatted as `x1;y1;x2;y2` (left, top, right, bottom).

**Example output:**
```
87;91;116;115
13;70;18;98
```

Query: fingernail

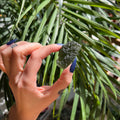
56;43;64;46
7;39;18;45
70;58;77;73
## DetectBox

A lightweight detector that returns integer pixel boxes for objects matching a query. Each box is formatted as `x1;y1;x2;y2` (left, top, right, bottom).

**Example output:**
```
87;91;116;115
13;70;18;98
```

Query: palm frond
0;0;120;119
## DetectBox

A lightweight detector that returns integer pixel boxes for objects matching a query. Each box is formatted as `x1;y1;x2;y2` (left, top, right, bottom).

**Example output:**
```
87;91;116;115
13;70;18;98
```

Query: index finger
35;44;62;59
23;44;62;84
10;42;42;78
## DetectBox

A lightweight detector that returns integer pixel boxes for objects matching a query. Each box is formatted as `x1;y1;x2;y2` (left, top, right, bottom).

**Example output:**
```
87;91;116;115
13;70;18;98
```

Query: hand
0;41;74;120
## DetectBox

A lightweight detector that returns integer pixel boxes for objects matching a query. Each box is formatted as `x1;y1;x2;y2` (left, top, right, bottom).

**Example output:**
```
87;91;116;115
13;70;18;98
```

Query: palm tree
0;0;120;119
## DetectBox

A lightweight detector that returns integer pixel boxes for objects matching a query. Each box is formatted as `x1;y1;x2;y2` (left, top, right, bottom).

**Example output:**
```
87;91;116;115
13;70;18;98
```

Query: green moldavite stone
57;41;81;69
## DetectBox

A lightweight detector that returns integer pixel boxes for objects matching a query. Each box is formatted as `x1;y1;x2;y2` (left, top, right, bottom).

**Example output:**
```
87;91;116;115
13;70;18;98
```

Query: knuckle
1;48;12;60
65;79;72;85
63;78;71;85
18;41;29;44
31;52;38;58
31;52;41;61
9;80;13;88
60;74;72;85
12;47;21;56
21;80;29;87
1;50;7;58
9;79;23;90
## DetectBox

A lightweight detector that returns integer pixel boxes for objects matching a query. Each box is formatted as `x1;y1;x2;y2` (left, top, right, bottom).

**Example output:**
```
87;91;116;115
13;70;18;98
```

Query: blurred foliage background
0;0;120;119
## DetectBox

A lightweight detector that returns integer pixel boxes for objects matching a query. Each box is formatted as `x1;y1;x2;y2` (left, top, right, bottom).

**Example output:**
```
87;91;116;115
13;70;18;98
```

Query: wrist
8;104;17;120
8;104;39;120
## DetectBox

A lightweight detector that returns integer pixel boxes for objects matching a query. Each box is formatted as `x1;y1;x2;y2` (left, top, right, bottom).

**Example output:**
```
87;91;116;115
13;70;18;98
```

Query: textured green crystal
57;41;81;69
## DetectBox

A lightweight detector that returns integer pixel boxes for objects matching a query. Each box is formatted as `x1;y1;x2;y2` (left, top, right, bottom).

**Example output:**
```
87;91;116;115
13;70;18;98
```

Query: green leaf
63;2;100;17
62;13;89;30
70;93;79;120
42;19;59;85
95;62;117;99
22;0;50;41
16;0;40;26
66;23;95;45
57;89;68;120
49;23;65;85
66;0;120;11
63;8;120;39
80;95;86;120
42;8;58;45
16;0;26;27
34;3;55;42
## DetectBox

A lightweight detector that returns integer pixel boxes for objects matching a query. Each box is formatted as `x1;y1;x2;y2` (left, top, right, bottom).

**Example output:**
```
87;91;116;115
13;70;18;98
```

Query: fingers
33;44;62;59
0;44;10;72
50;66;73;93
42;58;77;99
0;41;29;73
10;42;42;78
23;44;62;81
39;66;73;105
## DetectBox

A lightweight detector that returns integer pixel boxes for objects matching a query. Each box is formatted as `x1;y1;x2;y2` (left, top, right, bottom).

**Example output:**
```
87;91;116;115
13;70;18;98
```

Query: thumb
48;58;77;96
41;66;73;103
40;59;77;107
51;66;73;92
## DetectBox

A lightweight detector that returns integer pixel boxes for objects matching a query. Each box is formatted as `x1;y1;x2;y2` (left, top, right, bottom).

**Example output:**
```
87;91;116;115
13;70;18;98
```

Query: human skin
0;41;73;120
